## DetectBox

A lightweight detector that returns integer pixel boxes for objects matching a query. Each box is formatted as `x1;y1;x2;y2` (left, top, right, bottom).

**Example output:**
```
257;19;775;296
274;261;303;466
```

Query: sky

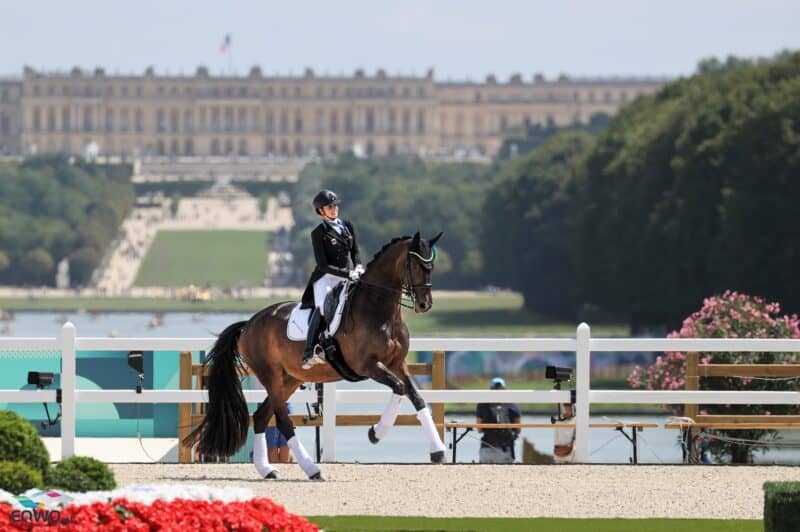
1;0;798;81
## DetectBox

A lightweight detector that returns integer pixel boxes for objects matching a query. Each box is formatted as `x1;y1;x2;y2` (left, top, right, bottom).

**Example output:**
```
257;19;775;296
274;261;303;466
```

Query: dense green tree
483;131;595;318
574;51;800;328
0;156;133;286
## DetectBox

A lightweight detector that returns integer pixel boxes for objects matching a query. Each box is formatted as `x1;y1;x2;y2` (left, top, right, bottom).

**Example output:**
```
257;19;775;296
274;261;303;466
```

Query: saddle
286;281;365;382
286;281;352;341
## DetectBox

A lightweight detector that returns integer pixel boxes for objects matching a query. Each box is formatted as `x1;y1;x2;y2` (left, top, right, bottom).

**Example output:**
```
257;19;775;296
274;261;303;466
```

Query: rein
356;246;436;310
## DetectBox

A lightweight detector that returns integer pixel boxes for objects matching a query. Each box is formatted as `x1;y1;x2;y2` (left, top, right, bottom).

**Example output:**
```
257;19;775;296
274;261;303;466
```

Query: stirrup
301;345;326;370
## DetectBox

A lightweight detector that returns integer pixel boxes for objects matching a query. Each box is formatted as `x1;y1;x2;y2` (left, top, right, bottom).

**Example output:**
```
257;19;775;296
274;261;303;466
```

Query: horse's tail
182;320;249;458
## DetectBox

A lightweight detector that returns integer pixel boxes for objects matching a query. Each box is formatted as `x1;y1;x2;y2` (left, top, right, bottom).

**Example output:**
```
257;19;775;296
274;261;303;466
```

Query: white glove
348;269;361;281
354;264;365;275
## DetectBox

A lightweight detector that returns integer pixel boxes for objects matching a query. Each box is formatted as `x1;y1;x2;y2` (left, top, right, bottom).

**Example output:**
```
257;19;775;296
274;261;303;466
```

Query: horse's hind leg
399;365;446;463
367;361;406;445
274;401;322;480
252;398;278;479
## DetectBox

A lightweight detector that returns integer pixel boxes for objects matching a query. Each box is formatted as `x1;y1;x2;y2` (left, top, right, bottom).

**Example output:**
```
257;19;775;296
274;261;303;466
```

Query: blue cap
490;377;506;389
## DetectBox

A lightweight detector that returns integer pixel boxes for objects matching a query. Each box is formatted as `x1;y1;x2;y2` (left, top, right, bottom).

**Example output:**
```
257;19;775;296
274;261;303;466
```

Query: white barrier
1;322;799;462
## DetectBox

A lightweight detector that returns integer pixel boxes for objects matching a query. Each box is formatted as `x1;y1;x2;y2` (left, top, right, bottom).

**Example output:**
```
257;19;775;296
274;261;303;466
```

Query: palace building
0;66;664;158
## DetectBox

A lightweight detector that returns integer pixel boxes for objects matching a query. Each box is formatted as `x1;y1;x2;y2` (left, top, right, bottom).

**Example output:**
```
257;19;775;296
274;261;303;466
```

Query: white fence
1;322;800;462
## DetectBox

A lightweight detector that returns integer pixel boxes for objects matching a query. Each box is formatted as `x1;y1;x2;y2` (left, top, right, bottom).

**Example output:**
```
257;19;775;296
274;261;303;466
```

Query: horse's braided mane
365;236;412;270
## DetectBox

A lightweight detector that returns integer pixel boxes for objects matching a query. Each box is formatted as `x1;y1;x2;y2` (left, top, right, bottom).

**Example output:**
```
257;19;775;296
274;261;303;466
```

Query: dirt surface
110;463;799;518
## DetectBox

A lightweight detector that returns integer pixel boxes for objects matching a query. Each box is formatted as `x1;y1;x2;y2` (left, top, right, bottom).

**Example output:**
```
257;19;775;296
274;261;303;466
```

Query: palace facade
0;66;664;158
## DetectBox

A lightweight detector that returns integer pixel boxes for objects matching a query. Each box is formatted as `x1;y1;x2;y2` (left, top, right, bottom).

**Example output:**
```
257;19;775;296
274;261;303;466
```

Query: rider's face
321;204;338;220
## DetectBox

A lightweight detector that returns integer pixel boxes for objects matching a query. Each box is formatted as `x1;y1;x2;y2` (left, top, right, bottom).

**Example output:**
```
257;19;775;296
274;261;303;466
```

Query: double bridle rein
357;246;436;309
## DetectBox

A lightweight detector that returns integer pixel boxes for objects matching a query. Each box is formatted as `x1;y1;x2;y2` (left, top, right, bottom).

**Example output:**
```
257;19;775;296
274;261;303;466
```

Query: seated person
553;402;576;463
266;403;293;463
475;377;521;463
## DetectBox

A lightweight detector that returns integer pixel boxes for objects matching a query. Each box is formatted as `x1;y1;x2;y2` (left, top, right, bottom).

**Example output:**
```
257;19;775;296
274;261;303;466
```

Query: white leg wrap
252;432;277;478
288;436;320;478
417;407;446;453
373;393;403;440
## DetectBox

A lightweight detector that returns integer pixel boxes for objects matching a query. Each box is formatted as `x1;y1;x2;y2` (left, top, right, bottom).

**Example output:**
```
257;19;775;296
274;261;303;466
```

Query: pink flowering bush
629;291;800;462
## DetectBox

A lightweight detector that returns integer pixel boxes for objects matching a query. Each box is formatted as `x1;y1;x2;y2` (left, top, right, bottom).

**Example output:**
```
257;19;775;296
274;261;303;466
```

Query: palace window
157;109;166;132
224;107;234;132
170;109;179;132
344;110;353;133
183;110;193;132
294;110;303;133
329;110;338;133
211;138;221;155
417;110;425;133
83;106;93;132
135;109;144;132
266;110;274;132
62;107;70;131
224;138;233;155
47;108;56;132
121;109;130;132
184;139;194;156
280;110;289;132
365;108;374;133
32;107;41;131
238;139;248;156
106;109;114;132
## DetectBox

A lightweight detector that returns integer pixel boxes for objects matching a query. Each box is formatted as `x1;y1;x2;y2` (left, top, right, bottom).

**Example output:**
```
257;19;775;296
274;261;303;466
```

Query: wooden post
178;351;192;463
685;352;698;420
684;351;699;462
431;350;446;440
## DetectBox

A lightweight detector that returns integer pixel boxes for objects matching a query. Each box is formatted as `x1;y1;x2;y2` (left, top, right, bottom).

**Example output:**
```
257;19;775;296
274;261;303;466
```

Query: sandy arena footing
110;463;799;519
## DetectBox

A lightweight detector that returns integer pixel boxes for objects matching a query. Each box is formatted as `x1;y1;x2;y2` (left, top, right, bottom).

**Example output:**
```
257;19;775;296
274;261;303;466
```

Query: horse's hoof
430;450;445;464
368;425;380;444
309;472;325;481
264;470;278;480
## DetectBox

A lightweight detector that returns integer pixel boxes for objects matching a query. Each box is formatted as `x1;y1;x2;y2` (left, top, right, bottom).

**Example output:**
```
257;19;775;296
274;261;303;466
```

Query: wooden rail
178;350;446;463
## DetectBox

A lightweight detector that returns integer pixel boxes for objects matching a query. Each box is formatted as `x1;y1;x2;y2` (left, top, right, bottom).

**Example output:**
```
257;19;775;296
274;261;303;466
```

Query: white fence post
60;322;77;460
321;382;336;462
574;322;591;462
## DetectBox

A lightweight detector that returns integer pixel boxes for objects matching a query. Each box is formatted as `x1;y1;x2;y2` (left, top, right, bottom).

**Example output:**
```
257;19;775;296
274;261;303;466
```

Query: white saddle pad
286;281;352;341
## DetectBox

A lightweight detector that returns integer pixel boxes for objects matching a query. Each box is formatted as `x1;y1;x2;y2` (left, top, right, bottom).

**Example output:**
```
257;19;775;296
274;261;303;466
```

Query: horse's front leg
399;365;446;463
366;360;406;444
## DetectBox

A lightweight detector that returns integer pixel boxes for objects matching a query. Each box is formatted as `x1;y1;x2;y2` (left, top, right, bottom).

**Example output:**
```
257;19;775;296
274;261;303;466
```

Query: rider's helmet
312;189;341;214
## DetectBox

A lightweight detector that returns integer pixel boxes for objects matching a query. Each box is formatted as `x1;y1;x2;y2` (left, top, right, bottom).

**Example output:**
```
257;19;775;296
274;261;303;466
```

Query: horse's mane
365;236;411;270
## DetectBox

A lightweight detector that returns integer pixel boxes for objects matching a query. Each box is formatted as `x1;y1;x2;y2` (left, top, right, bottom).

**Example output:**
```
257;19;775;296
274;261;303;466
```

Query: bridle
357;245;436;309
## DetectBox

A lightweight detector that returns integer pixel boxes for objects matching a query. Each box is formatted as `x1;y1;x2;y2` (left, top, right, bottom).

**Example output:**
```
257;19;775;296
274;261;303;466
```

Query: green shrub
0;410;50;477
0;461;43;494
48;456;116;492
764;482;800;532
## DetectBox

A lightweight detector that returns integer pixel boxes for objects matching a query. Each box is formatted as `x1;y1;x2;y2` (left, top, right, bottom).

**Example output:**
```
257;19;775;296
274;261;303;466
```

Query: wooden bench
442;421;658;464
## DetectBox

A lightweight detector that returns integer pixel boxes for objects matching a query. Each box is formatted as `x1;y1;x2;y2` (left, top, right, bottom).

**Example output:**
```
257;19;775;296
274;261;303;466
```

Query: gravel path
110;463;799;519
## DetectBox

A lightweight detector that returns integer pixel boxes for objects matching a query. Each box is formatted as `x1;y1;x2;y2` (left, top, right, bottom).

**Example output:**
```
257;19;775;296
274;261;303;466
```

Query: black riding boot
301;307;324;369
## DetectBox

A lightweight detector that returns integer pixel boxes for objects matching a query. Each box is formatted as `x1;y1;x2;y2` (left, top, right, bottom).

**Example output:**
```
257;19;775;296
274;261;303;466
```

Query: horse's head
407;231;443;313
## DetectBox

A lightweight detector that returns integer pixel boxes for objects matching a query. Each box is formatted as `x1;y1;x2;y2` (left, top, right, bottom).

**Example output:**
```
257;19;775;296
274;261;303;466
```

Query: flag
219;34;232;54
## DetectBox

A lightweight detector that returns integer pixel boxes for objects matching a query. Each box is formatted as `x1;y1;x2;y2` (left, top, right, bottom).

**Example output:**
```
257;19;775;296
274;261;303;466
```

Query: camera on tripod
545;366;575;424
545;366;573;386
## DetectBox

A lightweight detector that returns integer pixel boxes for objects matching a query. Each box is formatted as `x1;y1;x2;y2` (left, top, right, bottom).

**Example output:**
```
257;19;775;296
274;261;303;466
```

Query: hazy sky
1;1;798;80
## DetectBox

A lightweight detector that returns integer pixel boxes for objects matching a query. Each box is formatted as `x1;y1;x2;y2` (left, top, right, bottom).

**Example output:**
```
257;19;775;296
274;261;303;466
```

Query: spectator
475;377;521;463
553;403;576;463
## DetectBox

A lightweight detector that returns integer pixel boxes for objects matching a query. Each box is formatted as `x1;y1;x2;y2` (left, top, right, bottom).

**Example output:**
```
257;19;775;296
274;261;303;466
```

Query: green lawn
307;516;760;532
134;230;269;287
403;293;629;336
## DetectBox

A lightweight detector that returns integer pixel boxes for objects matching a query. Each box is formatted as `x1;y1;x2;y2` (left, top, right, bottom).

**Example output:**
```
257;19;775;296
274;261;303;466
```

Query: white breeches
313;274;343;313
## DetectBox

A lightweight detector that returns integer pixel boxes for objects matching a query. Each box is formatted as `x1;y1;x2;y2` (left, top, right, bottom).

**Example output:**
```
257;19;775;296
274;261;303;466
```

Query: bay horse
184;232;445;480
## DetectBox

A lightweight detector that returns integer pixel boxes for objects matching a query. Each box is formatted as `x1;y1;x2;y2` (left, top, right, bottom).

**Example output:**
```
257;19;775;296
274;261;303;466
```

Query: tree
22;248;55;285
629;291;800;463
575;51;800;329
483;131;595;318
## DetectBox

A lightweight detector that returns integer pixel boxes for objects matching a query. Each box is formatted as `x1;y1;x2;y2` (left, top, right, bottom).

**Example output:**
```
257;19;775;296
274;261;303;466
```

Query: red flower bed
0;497;318;531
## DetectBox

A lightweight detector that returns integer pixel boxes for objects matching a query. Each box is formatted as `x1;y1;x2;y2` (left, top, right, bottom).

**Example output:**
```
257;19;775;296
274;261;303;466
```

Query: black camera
28;371;54;388
545;366;573;382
